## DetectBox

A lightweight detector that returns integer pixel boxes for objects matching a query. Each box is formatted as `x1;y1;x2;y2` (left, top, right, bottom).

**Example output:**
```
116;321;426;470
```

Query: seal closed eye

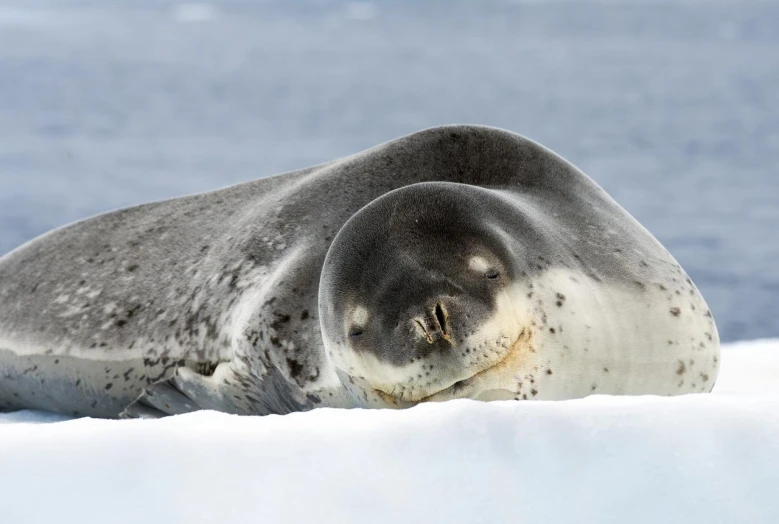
0;125;720;418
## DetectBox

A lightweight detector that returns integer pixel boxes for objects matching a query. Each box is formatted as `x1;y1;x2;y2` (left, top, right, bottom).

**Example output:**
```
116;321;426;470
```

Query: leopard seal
0;125;720;418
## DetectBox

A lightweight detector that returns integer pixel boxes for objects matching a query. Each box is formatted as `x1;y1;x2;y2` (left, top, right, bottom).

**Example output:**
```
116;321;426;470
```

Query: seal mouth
416;328;530;402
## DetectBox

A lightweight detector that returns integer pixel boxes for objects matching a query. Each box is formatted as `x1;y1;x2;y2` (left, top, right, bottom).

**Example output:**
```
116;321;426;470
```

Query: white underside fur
325;268;719;405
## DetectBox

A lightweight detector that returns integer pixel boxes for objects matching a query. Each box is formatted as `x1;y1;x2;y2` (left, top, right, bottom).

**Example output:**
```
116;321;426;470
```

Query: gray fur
0;125;719;418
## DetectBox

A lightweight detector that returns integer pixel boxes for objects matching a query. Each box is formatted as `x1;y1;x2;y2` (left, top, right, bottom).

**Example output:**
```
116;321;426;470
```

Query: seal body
0;125;720;418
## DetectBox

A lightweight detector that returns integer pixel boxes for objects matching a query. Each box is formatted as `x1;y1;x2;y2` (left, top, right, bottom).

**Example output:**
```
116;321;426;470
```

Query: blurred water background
0;0;776;342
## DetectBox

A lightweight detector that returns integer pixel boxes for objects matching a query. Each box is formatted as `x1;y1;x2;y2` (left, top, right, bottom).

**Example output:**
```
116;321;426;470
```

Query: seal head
319;182;533;404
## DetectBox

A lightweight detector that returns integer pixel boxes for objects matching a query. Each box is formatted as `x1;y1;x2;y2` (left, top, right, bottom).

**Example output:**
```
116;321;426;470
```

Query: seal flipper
120;365;247;419
120;361;314;418
120;373;199;419
121;399;169;419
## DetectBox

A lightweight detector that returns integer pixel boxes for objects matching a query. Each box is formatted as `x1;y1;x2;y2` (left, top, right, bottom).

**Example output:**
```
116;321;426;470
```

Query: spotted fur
0;125;719;418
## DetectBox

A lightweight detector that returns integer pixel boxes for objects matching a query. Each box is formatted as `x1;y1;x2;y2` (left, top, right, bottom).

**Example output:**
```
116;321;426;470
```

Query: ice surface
1;340;777;523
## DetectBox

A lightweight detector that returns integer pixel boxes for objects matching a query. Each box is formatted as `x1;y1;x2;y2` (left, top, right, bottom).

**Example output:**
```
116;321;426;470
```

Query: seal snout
413;301;453;345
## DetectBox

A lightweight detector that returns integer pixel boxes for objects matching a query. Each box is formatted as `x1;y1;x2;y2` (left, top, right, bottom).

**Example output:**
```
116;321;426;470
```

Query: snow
710;339;779;396
1;340;778;523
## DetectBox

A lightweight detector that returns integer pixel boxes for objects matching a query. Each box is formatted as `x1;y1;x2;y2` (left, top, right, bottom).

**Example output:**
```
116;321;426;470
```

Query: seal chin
418;337;522;402
386;328;532;403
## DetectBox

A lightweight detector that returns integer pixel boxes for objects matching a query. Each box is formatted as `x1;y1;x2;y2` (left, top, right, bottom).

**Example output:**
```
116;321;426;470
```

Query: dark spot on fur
676;360;686;375
287;358;304;379
307;394;322;404
546;369;553;375
549;327;556;334
670;307;681;317
191;361;217;376
105;383;113;390
127;264;139;272
301;310;310;321
126;305;141;318
271;313;291;331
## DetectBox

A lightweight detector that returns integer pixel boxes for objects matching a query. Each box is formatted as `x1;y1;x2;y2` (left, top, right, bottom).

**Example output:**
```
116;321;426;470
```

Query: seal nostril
414;318;434;344
348;327;364;339
434;302;447;335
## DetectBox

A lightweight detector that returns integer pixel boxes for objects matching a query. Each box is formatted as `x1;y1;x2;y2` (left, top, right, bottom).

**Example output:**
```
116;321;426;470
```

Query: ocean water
0;0;776;342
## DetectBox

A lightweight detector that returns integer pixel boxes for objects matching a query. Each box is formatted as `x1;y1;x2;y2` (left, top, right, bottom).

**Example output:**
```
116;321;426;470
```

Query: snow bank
712;339;779;395
1;340;778;524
